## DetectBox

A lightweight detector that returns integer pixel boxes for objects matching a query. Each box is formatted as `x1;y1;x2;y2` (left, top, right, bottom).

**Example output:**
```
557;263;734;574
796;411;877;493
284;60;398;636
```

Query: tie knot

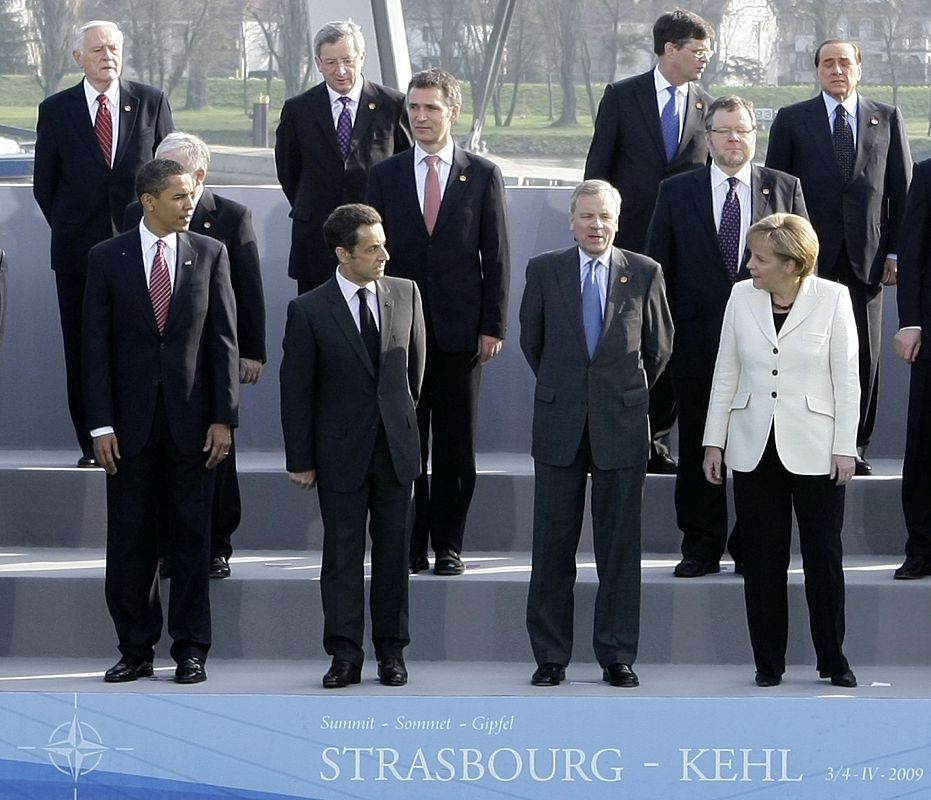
156;239;165;253
357;287;368;301
338;96;350;107
666;85;677;99
836;104;846;119
727;176;738;190
425;154;439;168
97;94;108;108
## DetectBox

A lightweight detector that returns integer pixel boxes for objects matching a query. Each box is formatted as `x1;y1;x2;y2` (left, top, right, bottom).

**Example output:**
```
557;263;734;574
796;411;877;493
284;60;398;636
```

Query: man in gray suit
280;203;425;688
520;180;673;688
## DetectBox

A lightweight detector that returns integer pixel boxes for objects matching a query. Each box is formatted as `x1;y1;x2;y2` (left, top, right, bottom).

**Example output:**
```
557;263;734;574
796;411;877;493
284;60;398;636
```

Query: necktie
660;85;680;162
357;287;380;375
95;94;112;168
582;260;603;358
336;96;352;160
718;177;741;282
150;240;172;334
423;154;441;235
832;105;855;183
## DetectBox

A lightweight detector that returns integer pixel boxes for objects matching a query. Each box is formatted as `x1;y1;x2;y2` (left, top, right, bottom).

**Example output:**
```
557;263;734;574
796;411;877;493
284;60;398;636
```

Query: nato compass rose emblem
18;694;134;791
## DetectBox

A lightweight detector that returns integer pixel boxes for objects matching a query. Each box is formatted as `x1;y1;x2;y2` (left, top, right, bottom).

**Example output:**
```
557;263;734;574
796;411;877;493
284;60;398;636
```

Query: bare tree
246;0;313;99
541;0;581;127
874;0;906;106
23;0;83;97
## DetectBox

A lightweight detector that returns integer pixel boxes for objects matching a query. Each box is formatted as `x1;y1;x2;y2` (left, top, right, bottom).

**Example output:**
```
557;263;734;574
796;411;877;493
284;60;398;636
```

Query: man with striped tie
33;20;173;467
82;159;238;685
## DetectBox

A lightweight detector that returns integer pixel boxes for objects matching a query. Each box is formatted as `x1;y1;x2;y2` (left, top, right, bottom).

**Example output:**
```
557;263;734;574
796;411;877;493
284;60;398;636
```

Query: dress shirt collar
654;65;686;95
83;77;119;110
335;265;377;302
139;220;178;257
821;91;858;122
414;140;455;167
326;79;363;108
710;160;752;190
578;248;610;274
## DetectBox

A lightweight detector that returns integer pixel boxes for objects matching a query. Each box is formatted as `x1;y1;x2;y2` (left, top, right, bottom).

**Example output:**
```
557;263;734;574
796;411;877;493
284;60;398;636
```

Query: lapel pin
203;221;211;229
458;174;467;182
762;187;770;196
696;101;704;110
368;102;376;110
183;260;192;266
123;105;132;112
619;275;629;284
870;116;879;126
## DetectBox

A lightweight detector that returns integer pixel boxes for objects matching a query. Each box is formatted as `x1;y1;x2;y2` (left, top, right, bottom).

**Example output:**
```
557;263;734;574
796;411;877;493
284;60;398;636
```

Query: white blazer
702;276;859;475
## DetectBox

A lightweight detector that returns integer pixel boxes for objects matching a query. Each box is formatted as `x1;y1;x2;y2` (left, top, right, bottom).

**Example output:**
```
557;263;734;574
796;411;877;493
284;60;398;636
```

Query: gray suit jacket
519;246;673;470
280;275;426;492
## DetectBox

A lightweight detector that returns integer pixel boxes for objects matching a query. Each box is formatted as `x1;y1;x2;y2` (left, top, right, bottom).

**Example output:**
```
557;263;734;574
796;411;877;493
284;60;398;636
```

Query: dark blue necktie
832;105;855;183
582;260;603;358
660;85;680;162
336;96;352;160
718;177;741;282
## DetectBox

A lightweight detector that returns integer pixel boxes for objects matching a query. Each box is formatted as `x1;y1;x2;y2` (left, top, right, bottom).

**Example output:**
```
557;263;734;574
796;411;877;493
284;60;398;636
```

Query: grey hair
313;20;365;59
570;179;622;216
73;20;123;53
156;131;211;173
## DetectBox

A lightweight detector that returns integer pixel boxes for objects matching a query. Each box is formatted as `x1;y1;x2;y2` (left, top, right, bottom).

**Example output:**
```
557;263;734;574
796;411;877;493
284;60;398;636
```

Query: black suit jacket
898;159;931;361
584;70;713;252
123;189;266;363
365;146;510;352
646;164;807;377
82;230;239;457
275;79;412;284
765;94;911;285
280;276;426;492
33;79;174;275
519;246;673;470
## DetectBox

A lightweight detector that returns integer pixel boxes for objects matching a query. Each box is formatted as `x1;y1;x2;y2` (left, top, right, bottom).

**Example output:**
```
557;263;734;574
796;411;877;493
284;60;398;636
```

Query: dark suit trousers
411;329;481;558
649;369;677;460
732;431;849;679
105;394;214;663
674;373;739;563
210;432;241;559
317;432;413;665
823;249;882;450
526;425;644;668
55;273;93;455
903;361;931;557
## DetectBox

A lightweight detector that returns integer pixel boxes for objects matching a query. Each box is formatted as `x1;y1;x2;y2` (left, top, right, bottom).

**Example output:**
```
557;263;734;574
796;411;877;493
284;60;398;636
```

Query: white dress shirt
710;161;753;261
82;78;120;165
326;80;363;128
413;141;454;212
336;267;380;332
654;67;685;141
578;248;609;310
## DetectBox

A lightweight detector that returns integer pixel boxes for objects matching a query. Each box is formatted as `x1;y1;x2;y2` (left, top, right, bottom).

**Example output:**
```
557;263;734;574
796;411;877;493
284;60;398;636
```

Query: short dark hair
704;95;756;131
653;9;715;55
323;204;383;253
135;158;187;200
814;39;862;67
408;68;462;108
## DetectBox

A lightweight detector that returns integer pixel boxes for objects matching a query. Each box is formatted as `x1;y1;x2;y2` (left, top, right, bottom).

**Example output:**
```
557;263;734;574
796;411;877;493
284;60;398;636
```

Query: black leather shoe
409;552;430;574
434;550;465;576
755;672;782;687
175;657;207;684
210;556;231;579
674;558;720;578
854;456;872;476
830;670;857;688
377;657;408;686
104;655;154;683
647;454;678;474
77;454;98;468
894;556;931;580
323;660;361;689
157;556;170;580
603;663;639;687
531;663;566;686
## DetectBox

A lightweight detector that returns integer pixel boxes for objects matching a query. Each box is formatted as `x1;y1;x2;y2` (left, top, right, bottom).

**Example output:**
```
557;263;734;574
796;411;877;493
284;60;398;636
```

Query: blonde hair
746;213;818;277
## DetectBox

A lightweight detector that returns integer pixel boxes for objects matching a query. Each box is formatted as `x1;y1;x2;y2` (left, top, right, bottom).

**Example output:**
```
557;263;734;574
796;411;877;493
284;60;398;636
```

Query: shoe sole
104;664;154;683
174;673;207;684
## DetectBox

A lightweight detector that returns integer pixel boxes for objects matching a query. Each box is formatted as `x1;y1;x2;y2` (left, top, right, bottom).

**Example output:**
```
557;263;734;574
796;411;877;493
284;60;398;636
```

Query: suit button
772;348;779;354
771;391;777;398
160;343;166;350
772;369;778;376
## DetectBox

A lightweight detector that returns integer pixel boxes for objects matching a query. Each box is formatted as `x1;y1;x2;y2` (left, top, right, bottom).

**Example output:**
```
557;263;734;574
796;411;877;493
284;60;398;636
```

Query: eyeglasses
320;57;358;70
708;127;756;139
683;46;714;60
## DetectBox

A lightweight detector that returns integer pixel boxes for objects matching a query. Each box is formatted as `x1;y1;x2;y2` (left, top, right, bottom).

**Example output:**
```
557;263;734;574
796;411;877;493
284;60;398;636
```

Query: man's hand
881;257;897;286
289;470;317;489
477;335;503;364
203;423;232;469
894;328;922;363
240;358;264;385
831;454;856;485
93;433;120;475
703;446;724;485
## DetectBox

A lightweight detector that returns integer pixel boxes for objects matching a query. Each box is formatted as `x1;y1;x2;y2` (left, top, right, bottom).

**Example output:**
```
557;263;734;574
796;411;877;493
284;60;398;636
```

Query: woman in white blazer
702;214;859;689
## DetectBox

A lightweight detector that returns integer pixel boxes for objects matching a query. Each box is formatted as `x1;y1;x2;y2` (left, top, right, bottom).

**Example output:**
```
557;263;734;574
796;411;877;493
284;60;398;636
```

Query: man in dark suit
83;159;239;684
647;95;807;577
584;9;715;475
275;20;411;294
765;39;911;474
366;69;510;577
520;180;673;688
280;204;425;688
123;132;266;579
893;160;931;579
34;20;174;466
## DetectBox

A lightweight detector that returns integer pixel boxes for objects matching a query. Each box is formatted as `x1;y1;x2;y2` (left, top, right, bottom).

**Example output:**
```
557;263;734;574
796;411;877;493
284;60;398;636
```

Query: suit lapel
377;280;393;371
741;165;777;273
555;249;588;356
190;189;217;236
348;81;378;159
122;234;160;334
747;284;778;346
66;82;108;167
114;81;140;171
432;145;469;237
310;84;344;161
164;234;196;335
326;277;375;376
806;96;843;182
602;247;631;346
777;276;820;338
633;74;667;163
677;82;707;162
692;167;721;264
852;97;879;181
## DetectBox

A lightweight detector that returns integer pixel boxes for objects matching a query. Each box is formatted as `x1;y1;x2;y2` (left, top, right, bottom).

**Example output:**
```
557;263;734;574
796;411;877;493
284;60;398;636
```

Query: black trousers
105;394;214;663
410;330;482;558
648;369;676;460
526;425;644;668
732;431;849;679
55;272;93;456
903;360;931;557
317;432;413;666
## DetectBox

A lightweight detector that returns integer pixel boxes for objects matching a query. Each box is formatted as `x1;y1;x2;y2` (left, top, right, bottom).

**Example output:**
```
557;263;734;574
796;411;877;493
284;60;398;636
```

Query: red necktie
95;94;112;168
150;240;172;334
423;155;441;235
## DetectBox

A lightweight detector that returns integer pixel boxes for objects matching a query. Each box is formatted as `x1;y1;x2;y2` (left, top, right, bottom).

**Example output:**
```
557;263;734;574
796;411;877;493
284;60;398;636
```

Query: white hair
73;20;123;53
156;132;211;173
